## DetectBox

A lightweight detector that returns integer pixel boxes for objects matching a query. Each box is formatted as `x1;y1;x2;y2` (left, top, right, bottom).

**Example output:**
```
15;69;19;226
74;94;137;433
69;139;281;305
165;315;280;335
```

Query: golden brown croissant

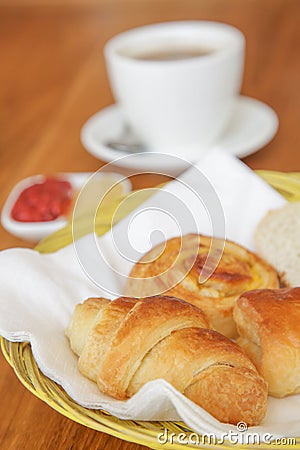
66;295;268;425
125;234;279;339
234;287;300;398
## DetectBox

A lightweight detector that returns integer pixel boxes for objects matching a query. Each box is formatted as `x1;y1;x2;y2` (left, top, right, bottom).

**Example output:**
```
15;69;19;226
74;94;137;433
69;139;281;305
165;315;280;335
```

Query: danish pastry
125;234;279;338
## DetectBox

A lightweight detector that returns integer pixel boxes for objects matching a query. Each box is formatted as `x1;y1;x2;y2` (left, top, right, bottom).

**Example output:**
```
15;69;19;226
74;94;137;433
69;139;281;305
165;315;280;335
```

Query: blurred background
0;0;299;249
1;1;299;170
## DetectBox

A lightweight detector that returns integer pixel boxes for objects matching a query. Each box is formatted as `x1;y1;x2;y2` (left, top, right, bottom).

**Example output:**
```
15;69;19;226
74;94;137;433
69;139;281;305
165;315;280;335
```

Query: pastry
66;295;268;425
125;234;279;338
255;201;300;286
233;287;300;397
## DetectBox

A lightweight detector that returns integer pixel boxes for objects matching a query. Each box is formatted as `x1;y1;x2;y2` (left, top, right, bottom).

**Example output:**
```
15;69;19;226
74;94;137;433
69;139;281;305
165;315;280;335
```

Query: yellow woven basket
1;170;300;450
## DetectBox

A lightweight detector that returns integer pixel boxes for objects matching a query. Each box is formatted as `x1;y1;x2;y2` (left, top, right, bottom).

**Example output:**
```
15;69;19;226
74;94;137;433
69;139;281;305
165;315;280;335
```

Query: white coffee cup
105;21;245;158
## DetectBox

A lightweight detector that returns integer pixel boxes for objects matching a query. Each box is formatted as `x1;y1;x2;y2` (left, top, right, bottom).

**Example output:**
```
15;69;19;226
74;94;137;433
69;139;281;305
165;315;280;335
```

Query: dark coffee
129;47;215;61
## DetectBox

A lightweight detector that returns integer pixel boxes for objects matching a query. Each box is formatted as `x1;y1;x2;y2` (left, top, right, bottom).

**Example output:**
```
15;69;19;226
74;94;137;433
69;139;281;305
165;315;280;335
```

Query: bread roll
66;295;268;426
234;287;300;397
125;234;279;338
255;201;300;286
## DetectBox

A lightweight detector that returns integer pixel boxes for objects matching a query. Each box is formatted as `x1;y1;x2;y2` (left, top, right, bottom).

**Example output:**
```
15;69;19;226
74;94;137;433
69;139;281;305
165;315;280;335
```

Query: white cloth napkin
0;148;294;440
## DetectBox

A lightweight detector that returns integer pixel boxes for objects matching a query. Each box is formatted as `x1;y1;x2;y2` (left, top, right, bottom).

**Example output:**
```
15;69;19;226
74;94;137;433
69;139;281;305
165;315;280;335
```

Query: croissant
234;287;300;398
66;295;268;425
125;234;279;338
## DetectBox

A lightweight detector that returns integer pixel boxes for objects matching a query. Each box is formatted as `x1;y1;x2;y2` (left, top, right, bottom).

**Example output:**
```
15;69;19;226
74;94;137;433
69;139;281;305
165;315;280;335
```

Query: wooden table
0;1;299;448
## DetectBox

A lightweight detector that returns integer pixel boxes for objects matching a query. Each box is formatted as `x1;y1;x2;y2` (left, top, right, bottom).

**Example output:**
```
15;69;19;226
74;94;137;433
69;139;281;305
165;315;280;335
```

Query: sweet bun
126;234;279;338
234;287;300;397
255;201;300;286
66;295;268;426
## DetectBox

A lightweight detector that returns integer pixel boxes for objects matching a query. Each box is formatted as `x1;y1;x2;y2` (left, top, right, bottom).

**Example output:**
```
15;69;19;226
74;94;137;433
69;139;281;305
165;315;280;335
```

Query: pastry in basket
66;295;268;426
125;234;279;338
233;287;300;398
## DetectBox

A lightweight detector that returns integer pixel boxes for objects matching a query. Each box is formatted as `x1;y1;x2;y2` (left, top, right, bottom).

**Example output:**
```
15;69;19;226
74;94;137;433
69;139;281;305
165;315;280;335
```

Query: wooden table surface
0;0;299;448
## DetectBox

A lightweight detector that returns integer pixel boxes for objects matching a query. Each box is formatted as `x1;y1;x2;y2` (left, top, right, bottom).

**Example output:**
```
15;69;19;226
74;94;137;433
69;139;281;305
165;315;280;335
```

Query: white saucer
81;96;278;176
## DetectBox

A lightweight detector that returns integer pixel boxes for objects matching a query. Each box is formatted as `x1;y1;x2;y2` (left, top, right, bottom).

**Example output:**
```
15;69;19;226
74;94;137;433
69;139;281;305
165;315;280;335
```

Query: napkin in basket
1;148;297;440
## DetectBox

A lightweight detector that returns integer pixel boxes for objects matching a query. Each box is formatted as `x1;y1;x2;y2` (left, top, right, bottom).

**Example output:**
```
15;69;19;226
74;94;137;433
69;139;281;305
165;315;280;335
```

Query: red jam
11;177;73;222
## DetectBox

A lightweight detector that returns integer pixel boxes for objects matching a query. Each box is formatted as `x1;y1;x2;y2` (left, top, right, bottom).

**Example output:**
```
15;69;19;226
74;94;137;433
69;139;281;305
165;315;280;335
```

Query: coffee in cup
105;21;245;158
